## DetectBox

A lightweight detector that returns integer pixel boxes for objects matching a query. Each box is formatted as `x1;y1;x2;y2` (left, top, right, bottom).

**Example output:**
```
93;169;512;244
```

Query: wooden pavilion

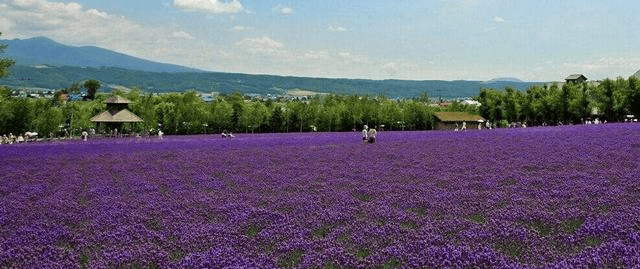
90;96;143;134
433;112;485;130
565;74;588;84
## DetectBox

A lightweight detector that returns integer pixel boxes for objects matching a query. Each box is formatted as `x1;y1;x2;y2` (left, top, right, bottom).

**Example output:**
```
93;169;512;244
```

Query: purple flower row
1;124;639;268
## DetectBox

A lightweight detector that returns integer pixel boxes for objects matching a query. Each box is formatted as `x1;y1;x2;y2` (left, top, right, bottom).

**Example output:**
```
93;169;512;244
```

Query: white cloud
232;25;251;32
235;36;285;55
493;16;505;23
272;4;294;15
564;57;640;71
0;16;16;31
173;0;244;14
328;26;347;32
382;62;398;75
172;31;195;40
0;0;410;80
561;57;640;79
0;0;220;69
337;51;368;64
304;50;330;60
87;8;110;18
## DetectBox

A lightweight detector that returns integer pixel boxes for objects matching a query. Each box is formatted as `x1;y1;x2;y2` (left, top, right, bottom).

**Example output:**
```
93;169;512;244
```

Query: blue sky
1;0;639;81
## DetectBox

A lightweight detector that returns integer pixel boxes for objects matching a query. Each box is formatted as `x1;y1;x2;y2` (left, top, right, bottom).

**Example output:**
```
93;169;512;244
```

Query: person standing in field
367;127;377;143
362;125;368;143
461;121;467;131
81;131;89;141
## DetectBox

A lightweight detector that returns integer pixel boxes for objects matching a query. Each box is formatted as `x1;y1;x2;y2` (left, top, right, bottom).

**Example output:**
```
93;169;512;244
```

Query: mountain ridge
483;77;524;83
1;36;545;98
2;36;202;73
3;65;545;99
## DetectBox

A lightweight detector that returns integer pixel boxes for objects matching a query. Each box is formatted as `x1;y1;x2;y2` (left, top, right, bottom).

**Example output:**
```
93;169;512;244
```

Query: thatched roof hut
433;112;485;130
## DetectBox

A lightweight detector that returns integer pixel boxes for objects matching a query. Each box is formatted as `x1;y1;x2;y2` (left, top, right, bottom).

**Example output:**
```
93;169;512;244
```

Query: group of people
221;130;235;138
1;133;22;144
1;132;39;144
454;122;467;132
361;125;377;143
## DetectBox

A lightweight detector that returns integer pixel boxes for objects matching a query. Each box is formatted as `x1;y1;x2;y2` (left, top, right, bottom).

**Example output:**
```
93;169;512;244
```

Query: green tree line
0;87;482;136
477;77;640;126
2;76;640;136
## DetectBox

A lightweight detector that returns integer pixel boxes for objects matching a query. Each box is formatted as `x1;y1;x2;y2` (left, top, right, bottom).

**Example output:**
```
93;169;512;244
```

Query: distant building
90;96;143;134
565;74;588;84
461;100;481;106
433;112;485;130
431;101;452;108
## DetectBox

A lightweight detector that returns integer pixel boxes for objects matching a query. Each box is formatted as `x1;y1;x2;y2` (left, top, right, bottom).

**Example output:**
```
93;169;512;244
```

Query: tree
628;76;640;118
545;84;562;124
155;102;177;134
211;98;234;133
130;92;157;133
0;33;16;79
524;85;547;125
477;88;505;124
270;105;285;132
83;79;100;100
587;78;633;122
33;105;64;135
379;99;401;130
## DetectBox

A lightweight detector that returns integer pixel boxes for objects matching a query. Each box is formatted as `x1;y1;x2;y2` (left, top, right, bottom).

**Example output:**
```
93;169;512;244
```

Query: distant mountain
1;36;201;73
482;77;524;83
633;69;640;78
0;36;547;98
2;65;544;99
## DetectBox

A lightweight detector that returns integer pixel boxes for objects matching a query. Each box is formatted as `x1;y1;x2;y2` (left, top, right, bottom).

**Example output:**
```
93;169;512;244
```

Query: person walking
362;125;368;143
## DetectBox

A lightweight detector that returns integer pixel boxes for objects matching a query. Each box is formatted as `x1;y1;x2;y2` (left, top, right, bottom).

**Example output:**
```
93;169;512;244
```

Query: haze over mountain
482;77;524;83
1;37;543;98
2;37;200;73
633;69;640;78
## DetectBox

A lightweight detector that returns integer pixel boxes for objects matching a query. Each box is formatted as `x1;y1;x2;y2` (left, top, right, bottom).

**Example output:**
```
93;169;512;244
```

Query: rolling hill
1;37;543;98
2;37;200;73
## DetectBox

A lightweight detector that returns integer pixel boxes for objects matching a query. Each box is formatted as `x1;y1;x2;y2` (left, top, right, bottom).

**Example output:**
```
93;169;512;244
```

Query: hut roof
105;96;132;104
565;74;587;81
434;112;485;122
90;108;143;122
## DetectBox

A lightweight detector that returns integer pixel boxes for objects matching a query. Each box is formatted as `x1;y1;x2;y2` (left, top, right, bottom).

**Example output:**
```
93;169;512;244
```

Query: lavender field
1;124;640;268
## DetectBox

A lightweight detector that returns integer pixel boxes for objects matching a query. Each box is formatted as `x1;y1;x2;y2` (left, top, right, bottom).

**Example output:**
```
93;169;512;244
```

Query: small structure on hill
90;96;143;134
433;112;485;130
565;74;588;84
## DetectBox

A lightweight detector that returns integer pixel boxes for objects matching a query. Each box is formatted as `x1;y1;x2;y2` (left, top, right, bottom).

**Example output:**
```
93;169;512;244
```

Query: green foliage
356;248;370;259
83;80;100;100
478;77;639;125
561;218;585;234
383;258;402;268
278;249;304;268
464;213;486;224
629;76;640;117
0;32;16;79
245;225;261;239
2;76;640;136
